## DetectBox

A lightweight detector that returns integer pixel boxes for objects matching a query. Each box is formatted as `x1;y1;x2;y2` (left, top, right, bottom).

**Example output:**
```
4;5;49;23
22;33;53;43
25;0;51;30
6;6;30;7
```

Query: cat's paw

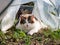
28;31;34;35
28;30;38;35
2;30;7;33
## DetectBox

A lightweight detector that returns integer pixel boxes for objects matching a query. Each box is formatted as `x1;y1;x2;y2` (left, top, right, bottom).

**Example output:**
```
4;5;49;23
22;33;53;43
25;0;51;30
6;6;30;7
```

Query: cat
16;14;48;35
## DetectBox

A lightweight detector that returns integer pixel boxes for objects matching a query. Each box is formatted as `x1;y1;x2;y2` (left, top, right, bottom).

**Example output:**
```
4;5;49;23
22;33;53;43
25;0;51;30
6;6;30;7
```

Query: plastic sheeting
1;0;60;31
33;0;60;29
0;0;12;15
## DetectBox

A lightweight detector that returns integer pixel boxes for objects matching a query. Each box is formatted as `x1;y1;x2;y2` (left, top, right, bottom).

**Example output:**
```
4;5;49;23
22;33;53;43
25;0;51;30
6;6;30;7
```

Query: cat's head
19;14;38;27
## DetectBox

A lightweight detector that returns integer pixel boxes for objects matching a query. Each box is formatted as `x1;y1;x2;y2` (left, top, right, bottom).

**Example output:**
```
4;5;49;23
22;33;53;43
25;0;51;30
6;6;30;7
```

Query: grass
0;26;60;45
0;20;60;45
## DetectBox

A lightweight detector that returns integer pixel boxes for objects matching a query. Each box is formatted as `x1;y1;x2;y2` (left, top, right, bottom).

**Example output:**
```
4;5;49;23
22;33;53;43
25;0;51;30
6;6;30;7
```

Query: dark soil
0;26;60;45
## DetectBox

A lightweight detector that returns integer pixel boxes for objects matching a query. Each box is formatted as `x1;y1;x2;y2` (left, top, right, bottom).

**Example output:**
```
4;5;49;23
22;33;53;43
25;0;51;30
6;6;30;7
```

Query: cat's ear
20;15;22;18
30;14;34;16
20;15;23;21
20;15;24;18
31;15;38;20
30;15;34;18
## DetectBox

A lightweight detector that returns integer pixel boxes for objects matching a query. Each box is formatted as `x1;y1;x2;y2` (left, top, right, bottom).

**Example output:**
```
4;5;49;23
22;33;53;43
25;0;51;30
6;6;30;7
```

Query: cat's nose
26;25;28;27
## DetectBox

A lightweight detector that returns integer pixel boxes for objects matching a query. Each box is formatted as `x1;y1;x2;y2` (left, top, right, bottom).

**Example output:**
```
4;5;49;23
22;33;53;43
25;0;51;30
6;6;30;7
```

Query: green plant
43;29;60;40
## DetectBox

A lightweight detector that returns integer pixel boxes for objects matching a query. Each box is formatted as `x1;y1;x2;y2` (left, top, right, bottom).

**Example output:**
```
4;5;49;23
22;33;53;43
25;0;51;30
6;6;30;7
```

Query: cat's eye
28;16;34;23
20;17;26;24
